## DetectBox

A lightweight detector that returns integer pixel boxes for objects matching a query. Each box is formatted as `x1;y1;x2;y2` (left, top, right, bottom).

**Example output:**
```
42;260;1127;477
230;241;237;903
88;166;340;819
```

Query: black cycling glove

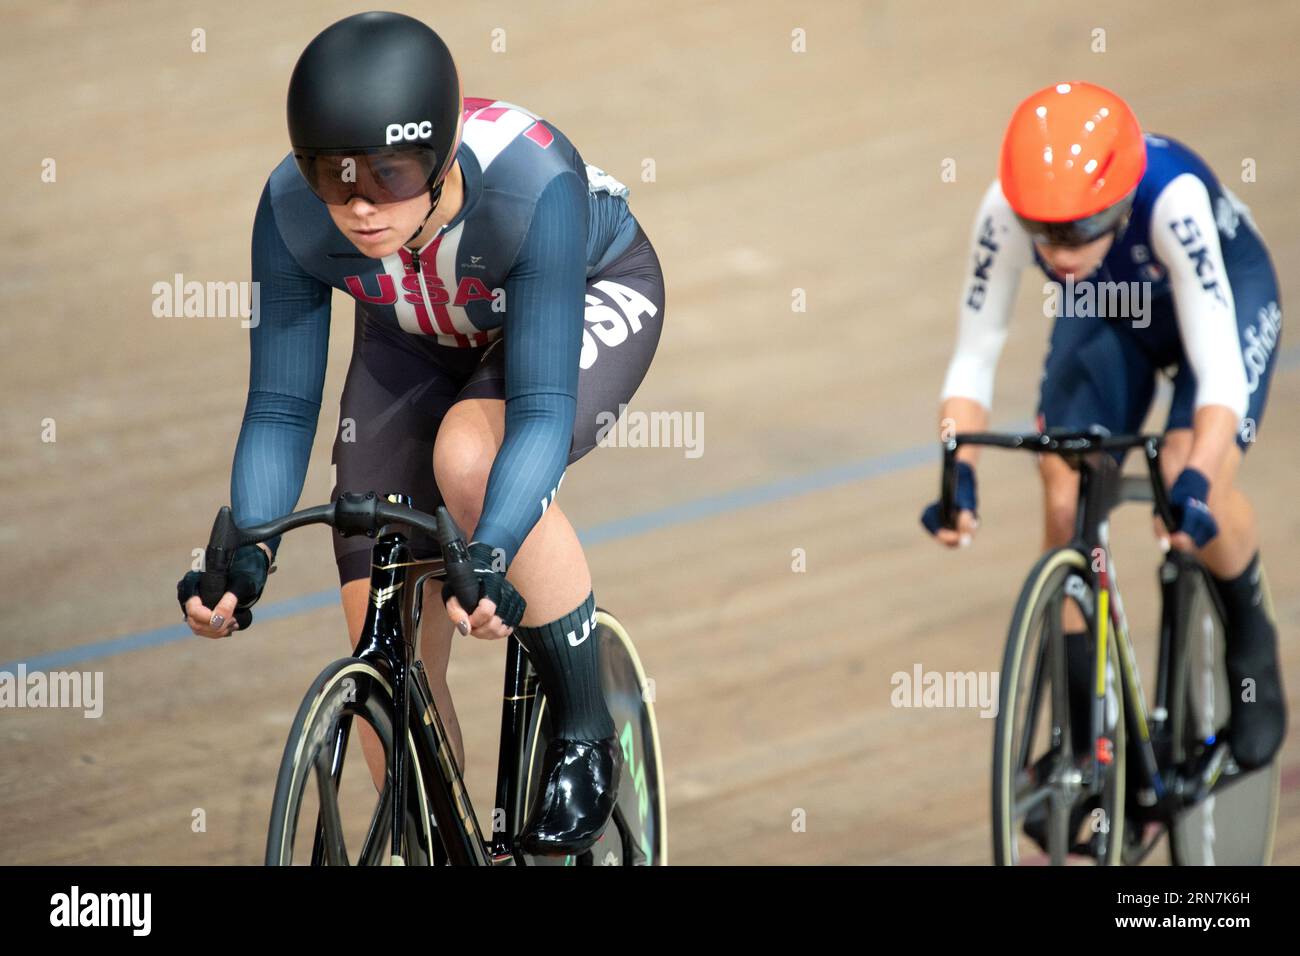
442;542;526;629
177;545;271;630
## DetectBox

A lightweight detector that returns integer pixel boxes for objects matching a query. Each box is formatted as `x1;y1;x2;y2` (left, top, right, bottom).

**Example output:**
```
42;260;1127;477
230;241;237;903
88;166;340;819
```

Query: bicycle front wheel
992;548;1126;865
519;609;668;866
265;657;438;866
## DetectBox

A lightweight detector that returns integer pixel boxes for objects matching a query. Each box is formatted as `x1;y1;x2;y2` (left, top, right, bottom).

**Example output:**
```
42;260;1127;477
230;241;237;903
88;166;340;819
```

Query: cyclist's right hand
178;544;271;639
920;460;979;548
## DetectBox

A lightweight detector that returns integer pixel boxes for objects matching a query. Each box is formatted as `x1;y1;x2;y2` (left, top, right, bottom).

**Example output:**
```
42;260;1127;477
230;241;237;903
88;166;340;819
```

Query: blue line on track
5;344;1296;673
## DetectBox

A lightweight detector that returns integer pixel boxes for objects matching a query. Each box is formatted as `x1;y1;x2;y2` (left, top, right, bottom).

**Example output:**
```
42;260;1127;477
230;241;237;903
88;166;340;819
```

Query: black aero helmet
287;11;463;205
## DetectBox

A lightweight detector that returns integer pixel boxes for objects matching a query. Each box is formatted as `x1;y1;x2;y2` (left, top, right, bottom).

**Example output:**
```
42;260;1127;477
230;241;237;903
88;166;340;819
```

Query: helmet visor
1014;193;1135;248
293;146;443;205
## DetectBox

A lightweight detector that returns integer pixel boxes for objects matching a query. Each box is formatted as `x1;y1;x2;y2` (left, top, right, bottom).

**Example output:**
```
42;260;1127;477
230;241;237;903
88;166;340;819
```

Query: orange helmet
999;81;1147;246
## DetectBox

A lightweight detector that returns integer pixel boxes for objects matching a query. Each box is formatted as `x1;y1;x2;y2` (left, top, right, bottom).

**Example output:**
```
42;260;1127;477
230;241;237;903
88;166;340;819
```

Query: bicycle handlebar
937;430;1177;534
197;491;480;615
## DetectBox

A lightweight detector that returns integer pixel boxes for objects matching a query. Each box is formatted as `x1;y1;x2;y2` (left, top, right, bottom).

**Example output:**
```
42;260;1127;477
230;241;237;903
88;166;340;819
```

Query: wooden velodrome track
2;1;1297;865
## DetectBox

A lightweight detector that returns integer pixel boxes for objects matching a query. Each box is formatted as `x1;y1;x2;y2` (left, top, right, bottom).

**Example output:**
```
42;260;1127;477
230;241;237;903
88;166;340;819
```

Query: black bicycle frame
937;430;1176;535
198;490;547;865
355;529;554;865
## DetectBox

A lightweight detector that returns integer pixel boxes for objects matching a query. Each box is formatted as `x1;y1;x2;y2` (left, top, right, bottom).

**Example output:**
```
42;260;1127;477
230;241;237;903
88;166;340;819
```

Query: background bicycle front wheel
519;609;668;866
992;548;1126;866
1167;563;1279;865
265;657;438;866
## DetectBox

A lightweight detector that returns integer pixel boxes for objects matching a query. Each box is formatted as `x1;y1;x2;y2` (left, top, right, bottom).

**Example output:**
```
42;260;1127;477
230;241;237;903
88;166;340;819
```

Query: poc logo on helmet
386;120;433;145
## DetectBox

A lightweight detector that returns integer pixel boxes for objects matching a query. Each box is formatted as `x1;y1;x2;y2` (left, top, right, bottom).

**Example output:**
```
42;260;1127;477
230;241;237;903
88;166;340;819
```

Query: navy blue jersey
1033;134;1270;292
943;134;1279;424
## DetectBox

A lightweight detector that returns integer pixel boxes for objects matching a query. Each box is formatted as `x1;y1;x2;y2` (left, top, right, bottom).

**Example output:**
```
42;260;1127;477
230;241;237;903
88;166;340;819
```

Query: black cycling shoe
519;736;622;856
1225;617;1287;771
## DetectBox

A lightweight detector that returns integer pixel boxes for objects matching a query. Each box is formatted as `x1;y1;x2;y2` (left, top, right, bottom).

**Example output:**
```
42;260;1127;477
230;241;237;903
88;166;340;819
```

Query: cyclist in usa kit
920;82;1286;784
176;11;665;854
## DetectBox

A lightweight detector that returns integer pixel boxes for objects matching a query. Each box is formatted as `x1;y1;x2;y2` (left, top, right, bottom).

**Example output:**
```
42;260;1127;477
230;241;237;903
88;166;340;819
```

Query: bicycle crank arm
1167;739;1231;811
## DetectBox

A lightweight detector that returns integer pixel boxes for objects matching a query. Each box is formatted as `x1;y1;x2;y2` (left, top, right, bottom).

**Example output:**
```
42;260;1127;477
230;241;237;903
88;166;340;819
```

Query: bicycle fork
1093;538;1166;806
359;533;490;865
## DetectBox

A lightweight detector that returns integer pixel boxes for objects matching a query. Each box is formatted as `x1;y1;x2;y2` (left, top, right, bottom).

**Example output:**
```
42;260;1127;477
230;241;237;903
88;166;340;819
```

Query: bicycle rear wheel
265;658;438;866
1167;565;1279;865
992;548;1125;865
519;609;667;865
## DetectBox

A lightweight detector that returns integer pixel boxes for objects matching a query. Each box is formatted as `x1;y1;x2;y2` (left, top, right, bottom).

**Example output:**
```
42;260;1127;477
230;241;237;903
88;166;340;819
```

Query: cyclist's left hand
177;543;271;637
1161;467;1219;552
442;542;526;640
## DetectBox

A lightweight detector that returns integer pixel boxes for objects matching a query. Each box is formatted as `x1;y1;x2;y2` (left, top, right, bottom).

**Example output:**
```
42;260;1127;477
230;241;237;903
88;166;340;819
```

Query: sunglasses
1015;194;1135;249
293;147;444;205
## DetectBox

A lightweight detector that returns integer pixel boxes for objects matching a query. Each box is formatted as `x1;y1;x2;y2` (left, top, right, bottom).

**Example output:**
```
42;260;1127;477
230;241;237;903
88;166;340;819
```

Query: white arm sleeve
1149;173;1249;421
940;180;1035;409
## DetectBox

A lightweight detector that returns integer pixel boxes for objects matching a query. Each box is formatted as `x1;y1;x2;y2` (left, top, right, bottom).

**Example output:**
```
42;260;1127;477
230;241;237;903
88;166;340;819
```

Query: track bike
195;490;667;865
936;430;1279;866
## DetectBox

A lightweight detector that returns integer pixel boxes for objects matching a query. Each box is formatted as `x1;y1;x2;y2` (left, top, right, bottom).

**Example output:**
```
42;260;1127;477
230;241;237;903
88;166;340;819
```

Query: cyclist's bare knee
1205;444;1244;511
433;399;504;535
1039;454;1079;549
1199;446;1257;578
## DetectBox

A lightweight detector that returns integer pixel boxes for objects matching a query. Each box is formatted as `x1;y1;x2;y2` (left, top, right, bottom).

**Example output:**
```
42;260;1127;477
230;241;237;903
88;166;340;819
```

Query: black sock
1214;552;1269;631
1065;629;1094;755
513;592;614;741
1213;553;1287;769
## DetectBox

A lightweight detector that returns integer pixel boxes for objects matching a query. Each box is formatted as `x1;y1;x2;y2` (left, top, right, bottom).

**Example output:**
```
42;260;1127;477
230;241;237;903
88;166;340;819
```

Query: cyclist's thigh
1038;310;1156;440
455;225;666;463
1166;261;1283;452
332;305;483;586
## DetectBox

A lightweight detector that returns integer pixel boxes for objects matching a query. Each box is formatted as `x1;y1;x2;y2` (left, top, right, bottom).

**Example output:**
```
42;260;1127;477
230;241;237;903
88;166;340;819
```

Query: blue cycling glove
921;461;978;535
1167;467;1218;548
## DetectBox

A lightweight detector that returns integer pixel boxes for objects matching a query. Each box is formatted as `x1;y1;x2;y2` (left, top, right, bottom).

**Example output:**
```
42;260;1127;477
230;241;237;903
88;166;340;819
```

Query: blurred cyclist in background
177;10;665;855
920;81;1286;783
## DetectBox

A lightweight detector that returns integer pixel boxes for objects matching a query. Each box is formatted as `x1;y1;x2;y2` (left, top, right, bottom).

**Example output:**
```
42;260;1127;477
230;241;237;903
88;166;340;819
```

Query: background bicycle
936;431;1279;865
